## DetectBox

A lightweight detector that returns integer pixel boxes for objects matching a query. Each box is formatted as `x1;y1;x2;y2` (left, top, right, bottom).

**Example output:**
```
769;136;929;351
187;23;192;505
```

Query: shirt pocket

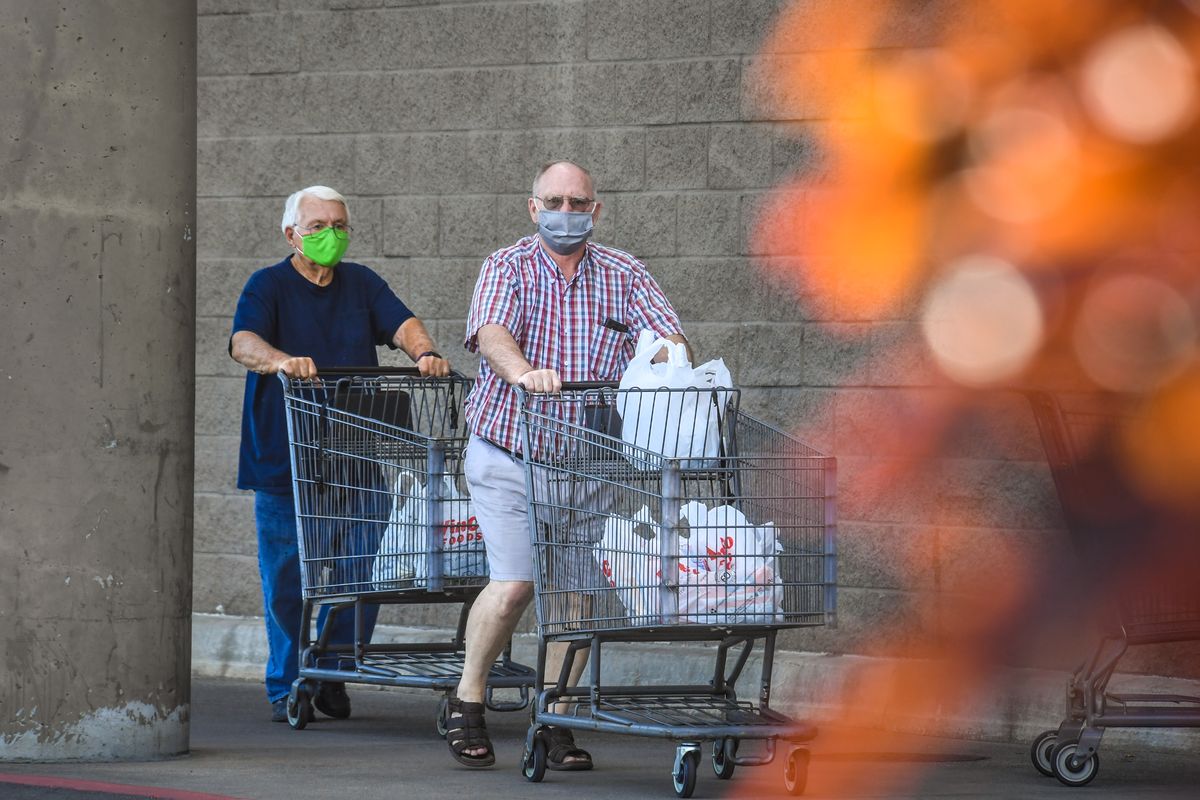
589;323;630;381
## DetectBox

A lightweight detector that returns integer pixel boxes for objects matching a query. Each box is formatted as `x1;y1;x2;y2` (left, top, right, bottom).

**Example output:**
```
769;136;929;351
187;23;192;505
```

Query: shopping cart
279;367;534;732
1025;391;1200;787
515;383;836;797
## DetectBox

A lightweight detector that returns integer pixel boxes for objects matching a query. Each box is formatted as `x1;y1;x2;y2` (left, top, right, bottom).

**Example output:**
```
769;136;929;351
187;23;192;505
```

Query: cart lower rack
280;369;534;732
516;383;836;797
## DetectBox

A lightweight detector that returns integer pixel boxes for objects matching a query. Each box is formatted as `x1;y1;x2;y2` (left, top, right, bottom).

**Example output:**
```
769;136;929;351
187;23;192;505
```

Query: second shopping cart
515;382;837;798
280;367;534;732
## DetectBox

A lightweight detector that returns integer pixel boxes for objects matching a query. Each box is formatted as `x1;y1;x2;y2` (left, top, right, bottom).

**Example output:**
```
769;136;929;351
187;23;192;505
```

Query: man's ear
528;197;539;224
591;201;602;224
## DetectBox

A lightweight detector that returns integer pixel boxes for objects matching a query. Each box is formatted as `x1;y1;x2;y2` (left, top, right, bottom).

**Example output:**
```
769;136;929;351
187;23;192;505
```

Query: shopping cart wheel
287;684;312;731
782;747;809;796
436;696;450;739
1029;730;1058;777
1052;743;1099;787
522;731;547;783
672;745;700;798
712;738;737;780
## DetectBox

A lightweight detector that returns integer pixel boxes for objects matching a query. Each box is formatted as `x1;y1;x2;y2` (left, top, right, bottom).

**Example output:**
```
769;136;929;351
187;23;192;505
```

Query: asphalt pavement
2;676;1199;799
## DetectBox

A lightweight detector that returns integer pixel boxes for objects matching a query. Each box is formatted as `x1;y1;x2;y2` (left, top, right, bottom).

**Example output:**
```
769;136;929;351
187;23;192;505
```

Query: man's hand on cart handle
416;352;451;378
275;356;318;379
517;368;562;394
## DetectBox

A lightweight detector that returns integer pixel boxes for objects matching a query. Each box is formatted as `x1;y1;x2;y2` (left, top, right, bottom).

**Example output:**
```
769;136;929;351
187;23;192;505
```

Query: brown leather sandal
546;726;593;771
445;697;495;768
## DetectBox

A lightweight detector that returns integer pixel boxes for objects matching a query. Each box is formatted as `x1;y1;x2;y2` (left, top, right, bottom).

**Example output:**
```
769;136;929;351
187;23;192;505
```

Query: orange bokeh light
748;0;1200;794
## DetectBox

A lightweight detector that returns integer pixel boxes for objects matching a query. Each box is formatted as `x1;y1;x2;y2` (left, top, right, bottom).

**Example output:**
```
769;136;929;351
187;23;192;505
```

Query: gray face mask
537;209;593;255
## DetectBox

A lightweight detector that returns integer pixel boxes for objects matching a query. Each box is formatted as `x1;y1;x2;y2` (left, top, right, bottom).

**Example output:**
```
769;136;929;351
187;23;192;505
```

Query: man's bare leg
541;592;593;766
545;640;590;710
454;579;533;758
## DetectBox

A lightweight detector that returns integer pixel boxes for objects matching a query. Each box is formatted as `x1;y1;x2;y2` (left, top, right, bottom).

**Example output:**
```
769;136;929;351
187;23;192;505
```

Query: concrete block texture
438;195;499;256
708;124;776;188
196;376;245;437
400;258;484;319
676;192;740;255
198;259;260;316
298;6;534;72
199;0;275;13
382;197;440;256
196;316;240;377
194;553;264;616
192;1;1094;677
198;136;355;197
195;435;241;493
586;0;711;62
199;12;300;75
646;125;709;190
194;492;257;558
601;193;677;258
709;0;790;55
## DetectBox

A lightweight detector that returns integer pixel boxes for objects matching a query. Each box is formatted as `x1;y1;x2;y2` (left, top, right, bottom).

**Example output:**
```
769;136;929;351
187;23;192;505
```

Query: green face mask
298;226;349;268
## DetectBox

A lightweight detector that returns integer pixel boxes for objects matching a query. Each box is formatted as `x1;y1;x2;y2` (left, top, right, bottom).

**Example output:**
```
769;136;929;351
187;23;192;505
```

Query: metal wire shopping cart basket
279;367;533;731
515;383;836;797
1025;391;1200;787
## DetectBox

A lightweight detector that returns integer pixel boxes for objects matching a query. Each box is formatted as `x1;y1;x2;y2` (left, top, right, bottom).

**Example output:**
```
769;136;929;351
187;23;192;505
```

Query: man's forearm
230;331;289;374
393;317;450;376
477;324;535;385
393;318;437;361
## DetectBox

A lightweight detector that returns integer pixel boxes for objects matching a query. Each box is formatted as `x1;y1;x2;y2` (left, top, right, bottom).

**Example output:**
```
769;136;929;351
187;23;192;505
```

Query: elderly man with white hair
230;185;450;722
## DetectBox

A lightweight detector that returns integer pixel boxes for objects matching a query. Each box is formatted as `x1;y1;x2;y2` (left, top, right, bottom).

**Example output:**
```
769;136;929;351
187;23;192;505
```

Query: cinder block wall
196;0;1091;662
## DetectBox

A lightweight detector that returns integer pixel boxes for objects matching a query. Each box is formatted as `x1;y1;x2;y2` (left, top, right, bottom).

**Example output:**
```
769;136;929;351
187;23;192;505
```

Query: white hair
281;185;348;232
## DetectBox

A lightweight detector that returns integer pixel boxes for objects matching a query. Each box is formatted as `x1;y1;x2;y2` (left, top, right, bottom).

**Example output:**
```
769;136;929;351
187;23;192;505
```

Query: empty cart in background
1025;391;1200;788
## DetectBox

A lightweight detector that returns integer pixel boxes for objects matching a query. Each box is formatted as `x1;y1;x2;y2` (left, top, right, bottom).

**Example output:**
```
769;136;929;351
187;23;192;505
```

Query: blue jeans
254;490;381;702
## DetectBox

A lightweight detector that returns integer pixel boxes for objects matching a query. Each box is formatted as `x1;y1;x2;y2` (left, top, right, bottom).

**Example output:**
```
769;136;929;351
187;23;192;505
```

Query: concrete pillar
0;2;196;760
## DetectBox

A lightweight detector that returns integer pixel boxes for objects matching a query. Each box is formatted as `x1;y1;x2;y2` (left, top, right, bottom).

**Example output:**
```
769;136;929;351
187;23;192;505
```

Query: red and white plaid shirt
464;235;683;453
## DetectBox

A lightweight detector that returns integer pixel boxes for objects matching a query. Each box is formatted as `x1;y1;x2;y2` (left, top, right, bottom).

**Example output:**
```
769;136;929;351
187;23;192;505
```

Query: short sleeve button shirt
463;236;682;453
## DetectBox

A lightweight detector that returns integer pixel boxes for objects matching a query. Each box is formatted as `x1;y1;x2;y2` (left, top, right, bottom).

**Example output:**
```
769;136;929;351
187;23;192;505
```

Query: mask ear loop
287;225;306;259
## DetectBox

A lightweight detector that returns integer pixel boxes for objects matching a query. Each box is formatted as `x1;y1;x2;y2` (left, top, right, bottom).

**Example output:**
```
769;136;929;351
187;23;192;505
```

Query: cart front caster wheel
435;696;450;738
287;685;311;730
783;747;810;796
1053;743;1099;787
523;733;547;783
712;738;737;780
672;748;699;798
1030;730;1057;777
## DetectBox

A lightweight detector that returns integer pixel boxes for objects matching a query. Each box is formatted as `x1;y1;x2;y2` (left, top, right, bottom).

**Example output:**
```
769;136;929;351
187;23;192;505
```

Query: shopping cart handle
559;381;620;390
514;382;619;403
281;365;469;379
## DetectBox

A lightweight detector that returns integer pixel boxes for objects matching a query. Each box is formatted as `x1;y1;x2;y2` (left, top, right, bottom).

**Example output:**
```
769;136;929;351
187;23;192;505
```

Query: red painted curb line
0;773;243;800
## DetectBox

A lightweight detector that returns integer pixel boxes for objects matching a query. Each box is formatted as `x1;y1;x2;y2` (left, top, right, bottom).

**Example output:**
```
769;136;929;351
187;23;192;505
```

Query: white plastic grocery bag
677;501;782;624
617;330;733;468
594;505;659;620
594;501;782;625
372;471;486;588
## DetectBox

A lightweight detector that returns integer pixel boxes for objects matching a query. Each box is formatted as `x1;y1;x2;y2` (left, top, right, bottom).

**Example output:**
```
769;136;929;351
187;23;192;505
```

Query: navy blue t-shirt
231;257;414;492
